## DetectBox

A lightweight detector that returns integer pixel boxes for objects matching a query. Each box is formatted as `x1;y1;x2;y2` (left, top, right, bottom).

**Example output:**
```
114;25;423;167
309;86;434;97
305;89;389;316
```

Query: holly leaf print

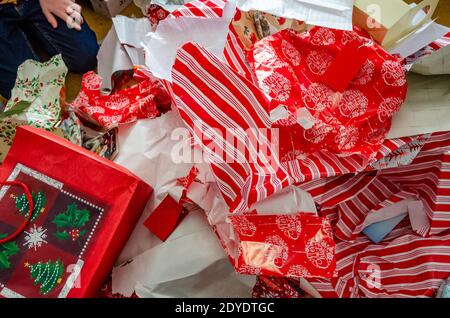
75;209;90;228
78;229;87;238
52;213;71;228
54;231;70;240
0;252;10;269
53;203;91;244
66;203;77;225
1;241;19;256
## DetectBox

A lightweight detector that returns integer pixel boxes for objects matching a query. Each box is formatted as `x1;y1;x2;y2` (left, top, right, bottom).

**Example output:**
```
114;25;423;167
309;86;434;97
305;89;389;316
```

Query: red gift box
0;126;152;298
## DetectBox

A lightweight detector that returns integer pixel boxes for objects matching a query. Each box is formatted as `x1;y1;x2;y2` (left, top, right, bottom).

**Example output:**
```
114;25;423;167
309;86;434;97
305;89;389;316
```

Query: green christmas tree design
53;203;91;242
0;233;19;270
11;191;46;222
25;259;64;295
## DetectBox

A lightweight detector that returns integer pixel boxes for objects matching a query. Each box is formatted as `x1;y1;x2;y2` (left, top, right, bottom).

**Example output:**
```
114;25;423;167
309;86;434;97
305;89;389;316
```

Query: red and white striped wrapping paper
152;0;450;293
282;132;450;297
298;131;450;239
170;40;418;213
429;32;450;52
166;0;415;213
307;224;450;298
171;0;225;18
168;0;254;81
256;223;450;298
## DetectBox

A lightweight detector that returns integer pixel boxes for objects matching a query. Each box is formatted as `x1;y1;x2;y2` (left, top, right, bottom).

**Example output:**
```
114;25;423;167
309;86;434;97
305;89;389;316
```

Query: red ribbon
0;181;33;244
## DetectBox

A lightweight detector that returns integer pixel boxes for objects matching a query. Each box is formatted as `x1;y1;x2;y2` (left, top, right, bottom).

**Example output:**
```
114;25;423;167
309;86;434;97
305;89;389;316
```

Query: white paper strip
389;21;450;59
235;0;354;31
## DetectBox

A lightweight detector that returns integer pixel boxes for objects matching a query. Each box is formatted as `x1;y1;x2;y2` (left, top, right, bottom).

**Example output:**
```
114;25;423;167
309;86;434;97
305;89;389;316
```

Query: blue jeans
0;0;99;98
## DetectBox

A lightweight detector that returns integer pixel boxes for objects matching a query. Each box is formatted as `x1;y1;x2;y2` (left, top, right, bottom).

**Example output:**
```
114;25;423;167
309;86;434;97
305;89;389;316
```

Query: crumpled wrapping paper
71;68;171;129
110;109;331;295
113;112;332;297
0;55;68;163
235;0;354;31
97;16;153;91
134;0;188;15
171;41;415;213
253;275;321;298
231;9;307;50
252;131;450;298
156;0;412;212
58;111;119;160
112;208;256;298
246;26;408;159
0;120;67;163
111;112;254;297
111;0;450;297
4;54;66;129
229;213;336;278
411;34;450;75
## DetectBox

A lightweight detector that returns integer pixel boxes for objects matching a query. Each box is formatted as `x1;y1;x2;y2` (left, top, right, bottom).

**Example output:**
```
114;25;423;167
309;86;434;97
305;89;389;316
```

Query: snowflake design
23;224;48;251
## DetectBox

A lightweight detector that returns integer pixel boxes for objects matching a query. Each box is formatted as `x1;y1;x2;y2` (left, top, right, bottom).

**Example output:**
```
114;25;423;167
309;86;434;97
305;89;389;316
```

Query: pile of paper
2;0;450;299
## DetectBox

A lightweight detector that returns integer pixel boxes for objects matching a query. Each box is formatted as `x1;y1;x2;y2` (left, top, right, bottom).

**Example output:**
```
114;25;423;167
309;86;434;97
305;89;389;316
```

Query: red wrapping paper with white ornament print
168;0;412;213
0;126;152;298
250;132;450;298
229;213;336;278
246;26;408;160
146;4;170;29
171;41;418;213
71;68;171;129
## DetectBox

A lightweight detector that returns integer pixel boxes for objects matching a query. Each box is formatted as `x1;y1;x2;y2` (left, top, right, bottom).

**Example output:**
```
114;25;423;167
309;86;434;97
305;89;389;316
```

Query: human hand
39;0;84;31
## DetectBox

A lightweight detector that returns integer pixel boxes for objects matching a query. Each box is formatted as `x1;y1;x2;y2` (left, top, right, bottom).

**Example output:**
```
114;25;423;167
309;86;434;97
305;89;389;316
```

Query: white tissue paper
97;16;152;90
112;208;255;298
114;111;194;264
389;21;450;59
141;0;236;81
113;111;255;297
387;73;450;139
412;44;450;75
235;0;354;31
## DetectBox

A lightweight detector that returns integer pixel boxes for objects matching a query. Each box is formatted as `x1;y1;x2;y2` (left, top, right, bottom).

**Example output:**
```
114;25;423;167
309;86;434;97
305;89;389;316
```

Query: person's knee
65;40;99;74
0;71;18;100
